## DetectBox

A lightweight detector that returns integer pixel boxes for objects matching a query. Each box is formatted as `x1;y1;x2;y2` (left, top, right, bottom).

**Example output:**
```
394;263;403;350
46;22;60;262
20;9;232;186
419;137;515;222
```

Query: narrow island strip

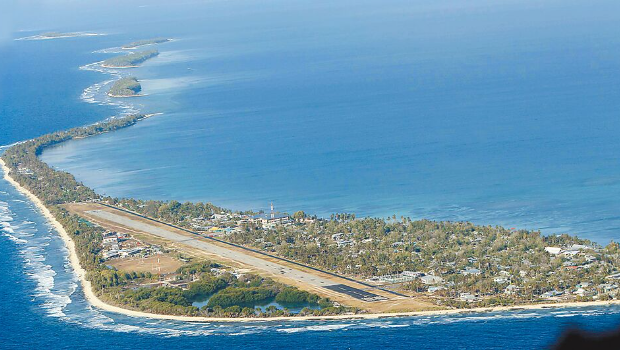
102;49;159;68
16;32;103;41
3;114;620;322
122;38;171;50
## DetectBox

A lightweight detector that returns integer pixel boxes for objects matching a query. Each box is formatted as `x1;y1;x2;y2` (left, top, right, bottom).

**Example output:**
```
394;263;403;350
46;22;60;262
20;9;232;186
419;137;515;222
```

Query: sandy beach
2;157;620;322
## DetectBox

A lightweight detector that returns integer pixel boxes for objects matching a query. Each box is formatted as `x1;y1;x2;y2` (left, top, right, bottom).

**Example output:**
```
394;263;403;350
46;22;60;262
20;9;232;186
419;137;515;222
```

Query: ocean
2;0;620;348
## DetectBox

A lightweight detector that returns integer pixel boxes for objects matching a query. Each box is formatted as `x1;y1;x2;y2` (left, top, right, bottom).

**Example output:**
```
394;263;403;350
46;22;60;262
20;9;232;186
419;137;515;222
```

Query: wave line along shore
3;158;620;322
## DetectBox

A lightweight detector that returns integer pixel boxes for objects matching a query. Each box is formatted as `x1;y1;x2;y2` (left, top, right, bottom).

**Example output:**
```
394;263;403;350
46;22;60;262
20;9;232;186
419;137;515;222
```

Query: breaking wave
3;169;620;338
79;62;142;116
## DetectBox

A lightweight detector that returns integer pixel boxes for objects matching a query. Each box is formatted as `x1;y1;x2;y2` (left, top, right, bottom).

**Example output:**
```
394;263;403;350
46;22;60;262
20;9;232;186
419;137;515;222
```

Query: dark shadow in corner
552;327;620;349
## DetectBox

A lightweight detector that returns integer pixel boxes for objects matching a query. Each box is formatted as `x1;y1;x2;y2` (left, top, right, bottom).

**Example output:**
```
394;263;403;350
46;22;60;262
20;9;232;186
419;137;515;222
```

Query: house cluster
362;240;618;305
545;244;599;270
537;281;619;300
16;165;33;175
189;205;299;236
250;212;292;229
331;232;356;248
101;231;161;260
366;270;424;284
190;213;241;235
544;244;596;257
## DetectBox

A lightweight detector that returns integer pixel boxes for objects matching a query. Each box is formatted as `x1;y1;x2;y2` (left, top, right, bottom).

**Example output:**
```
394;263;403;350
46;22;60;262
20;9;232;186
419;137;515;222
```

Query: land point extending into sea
3;33;620;322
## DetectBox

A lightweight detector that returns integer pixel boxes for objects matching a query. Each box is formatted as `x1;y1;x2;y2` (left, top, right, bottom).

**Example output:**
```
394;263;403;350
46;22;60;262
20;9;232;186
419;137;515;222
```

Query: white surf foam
278;323;353;333
0;195;76;320
15;32;105;41
79;62;141;115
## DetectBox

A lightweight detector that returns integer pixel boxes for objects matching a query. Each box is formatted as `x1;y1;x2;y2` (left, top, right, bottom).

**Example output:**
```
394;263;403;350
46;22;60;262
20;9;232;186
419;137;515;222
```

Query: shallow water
39;0;620;244
2;0;620;348
2;179;620;348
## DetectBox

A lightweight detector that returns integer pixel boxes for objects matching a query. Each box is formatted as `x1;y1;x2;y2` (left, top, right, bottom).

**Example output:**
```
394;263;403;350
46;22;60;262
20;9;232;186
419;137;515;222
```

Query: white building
420;275;444;285
504;285;519;295
461;268;481;276
103;250;120;259
541;290;562;298
544;247;562;255
459;292;478;302
428;286;445;293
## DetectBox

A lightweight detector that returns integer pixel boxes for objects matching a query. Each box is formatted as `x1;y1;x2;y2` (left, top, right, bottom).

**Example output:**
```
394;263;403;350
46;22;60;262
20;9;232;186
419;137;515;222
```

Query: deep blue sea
2;0;620;348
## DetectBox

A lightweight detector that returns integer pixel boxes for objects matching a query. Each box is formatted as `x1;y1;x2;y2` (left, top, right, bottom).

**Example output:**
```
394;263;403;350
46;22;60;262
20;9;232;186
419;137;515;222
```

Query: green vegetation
108;77;141;97
4;111;620;314
207;287;276;308
102;49;159;68
122;38;170;49
184;277;229;300
40;32;78;38
275;287;320;304
109;198;226;224
115;198;620;308
2;115;145;205
0;114;353;318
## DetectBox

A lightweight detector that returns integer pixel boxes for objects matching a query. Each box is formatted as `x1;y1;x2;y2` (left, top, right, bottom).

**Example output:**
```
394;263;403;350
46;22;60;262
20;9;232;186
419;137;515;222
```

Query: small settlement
100;227;251;291
189;203;298;236
111;199;620;309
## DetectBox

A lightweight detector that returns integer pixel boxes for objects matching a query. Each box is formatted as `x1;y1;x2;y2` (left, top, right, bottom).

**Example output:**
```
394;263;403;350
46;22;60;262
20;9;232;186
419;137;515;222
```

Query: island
122;38;171;49
17;31;101;41
0;115;356;319
2;113;620;321
108;77;142;97
102;49;159;68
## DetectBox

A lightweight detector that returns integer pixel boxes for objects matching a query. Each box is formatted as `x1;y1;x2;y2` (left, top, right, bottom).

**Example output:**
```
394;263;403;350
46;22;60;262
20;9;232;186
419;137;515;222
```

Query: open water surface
2;0;620;348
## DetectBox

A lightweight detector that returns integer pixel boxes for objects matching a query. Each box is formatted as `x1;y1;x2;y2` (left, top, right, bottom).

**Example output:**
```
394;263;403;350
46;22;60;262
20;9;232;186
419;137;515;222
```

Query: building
606;273;620;280
331;233;346;240
211;213;229;222
102;232;118;246
120;247;144;257
208;227;226;235
544;247;562;255
541;290;562;299
461;268;481;276
402;271;424;278
366;271;422;284
336;240;354;248
103;250;120;260
575;288;589;297
251;203;290;228
459;292;478;302
504;284;519;295
420;275;444;285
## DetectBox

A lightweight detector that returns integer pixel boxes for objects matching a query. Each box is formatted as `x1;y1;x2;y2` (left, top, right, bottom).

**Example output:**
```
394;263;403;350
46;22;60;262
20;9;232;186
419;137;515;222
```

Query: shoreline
100;64;140;69
107;93;143;98
2;158;620;322
121;38;174;50
16;33;103;41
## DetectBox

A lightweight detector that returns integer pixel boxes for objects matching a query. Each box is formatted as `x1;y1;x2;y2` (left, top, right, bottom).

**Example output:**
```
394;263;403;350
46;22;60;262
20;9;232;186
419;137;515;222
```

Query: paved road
86;205;409;300
89;209;343;289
